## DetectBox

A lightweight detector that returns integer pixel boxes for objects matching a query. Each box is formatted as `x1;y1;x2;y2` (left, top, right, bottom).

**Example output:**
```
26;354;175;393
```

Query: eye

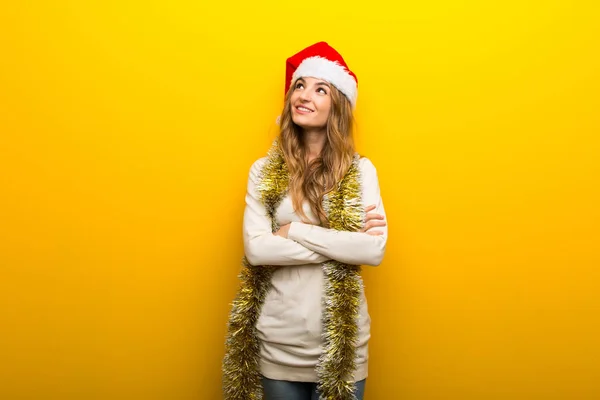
295;82;304;90
317;87;327;94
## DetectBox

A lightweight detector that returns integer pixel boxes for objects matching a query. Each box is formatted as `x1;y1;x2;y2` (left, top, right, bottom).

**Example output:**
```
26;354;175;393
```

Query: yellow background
1;1;599;399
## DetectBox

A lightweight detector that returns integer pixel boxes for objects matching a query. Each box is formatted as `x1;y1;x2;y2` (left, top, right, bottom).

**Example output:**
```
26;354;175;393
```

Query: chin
293;121;313;130
292;116;318;130
291;116;308;128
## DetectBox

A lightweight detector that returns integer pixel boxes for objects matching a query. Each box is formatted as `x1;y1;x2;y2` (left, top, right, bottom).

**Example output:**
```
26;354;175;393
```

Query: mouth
295;105;314;114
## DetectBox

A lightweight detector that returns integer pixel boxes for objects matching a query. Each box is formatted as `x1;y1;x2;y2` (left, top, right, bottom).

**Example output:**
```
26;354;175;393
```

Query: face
290;76;332;131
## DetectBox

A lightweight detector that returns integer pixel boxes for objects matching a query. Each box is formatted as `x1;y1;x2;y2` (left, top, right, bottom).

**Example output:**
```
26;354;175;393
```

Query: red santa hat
285;41;358;108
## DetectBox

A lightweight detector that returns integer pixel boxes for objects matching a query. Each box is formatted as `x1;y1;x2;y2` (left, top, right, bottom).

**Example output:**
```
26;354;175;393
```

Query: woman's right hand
360;204;386;236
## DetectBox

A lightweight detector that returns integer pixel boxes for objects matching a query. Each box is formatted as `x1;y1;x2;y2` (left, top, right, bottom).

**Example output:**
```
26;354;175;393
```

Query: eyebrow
296;78;331;87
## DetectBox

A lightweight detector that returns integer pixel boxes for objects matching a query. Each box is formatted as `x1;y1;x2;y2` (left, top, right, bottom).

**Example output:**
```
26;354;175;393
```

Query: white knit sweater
242;156;388;382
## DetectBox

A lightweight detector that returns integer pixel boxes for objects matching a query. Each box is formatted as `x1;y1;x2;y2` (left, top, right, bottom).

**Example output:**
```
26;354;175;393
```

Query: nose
299;89;312;102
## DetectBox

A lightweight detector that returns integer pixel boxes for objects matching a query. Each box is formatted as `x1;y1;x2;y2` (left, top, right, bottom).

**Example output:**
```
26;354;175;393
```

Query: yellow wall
1;1;598;399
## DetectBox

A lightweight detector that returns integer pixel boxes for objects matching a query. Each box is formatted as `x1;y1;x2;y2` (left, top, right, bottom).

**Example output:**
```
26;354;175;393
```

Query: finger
366;230;384;236
365;213;384;221
362;216;386;230
366;221;387;229
364;204;376;212
363;221;386;232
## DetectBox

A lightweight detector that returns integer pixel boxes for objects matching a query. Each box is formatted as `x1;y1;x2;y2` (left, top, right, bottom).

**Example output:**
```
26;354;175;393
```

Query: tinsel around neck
223;139;365;400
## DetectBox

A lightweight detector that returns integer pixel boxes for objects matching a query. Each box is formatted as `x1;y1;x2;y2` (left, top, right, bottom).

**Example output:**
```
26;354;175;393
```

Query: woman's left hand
360;204;386;235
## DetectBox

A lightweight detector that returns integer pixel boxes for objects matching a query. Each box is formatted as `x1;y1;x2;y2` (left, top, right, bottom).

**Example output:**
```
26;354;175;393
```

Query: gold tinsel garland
223;141;365;400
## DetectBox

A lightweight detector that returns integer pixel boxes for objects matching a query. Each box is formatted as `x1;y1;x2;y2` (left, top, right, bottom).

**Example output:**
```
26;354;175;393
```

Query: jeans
262;376;366;400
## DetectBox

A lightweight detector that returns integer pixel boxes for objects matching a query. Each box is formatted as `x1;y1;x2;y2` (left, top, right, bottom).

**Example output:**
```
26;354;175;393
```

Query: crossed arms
243;157;388;267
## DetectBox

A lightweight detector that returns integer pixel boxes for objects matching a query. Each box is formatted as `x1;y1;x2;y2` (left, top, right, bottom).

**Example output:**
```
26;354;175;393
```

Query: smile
295;105;314;113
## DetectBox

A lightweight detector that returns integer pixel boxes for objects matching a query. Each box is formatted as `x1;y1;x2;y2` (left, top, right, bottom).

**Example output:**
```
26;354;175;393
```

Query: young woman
223;42;388;400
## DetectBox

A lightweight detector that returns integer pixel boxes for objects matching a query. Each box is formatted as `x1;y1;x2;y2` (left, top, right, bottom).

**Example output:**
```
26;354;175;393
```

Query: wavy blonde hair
277;80;356;227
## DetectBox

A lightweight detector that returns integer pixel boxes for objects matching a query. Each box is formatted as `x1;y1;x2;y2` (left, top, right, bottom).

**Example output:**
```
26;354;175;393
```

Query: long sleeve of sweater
287;158;388;266
243;157;330;266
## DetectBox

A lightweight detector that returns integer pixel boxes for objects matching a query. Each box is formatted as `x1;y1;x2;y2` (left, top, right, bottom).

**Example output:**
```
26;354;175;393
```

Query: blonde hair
277;81;356;227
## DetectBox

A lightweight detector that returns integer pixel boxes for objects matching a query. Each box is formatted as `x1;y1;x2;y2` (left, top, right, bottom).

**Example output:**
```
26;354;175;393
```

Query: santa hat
285;41;358;108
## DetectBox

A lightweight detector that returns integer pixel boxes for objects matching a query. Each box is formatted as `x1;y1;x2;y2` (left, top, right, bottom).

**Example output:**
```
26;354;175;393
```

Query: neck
303;128;327;162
